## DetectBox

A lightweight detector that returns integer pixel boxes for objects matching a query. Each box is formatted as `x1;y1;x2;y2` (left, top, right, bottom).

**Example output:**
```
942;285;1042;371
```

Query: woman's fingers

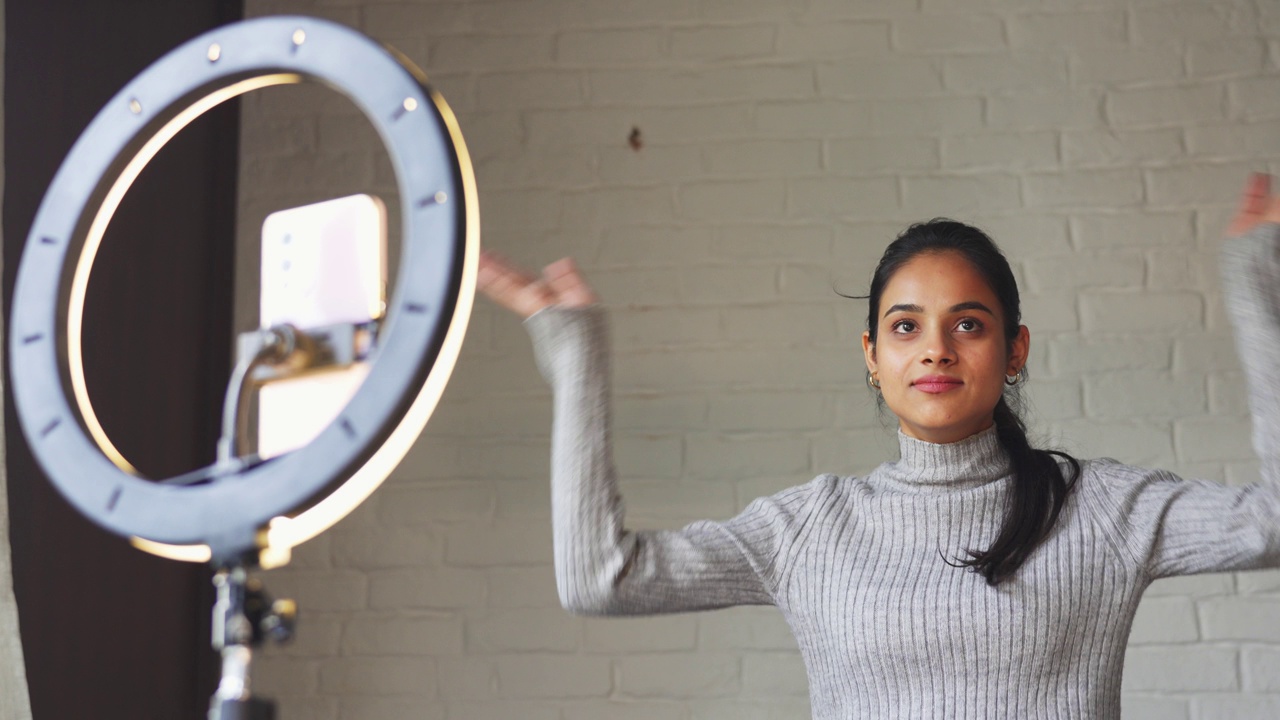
477;250;555;318
1267;190;1280;224
476;251;598;317
543;258;599;307
1227;173;1275;237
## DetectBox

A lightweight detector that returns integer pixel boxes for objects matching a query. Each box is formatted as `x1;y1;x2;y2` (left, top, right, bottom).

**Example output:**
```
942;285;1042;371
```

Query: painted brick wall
237;0;1280;718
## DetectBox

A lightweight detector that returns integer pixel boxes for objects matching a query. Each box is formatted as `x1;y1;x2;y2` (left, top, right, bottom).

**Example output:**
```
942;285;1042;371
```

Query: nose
922;326;956;366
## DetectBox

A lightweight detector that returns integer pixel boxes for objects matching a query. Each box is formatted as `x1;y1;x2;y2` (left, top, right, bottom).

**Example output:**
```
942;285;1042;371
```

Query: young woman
476;174;1280;718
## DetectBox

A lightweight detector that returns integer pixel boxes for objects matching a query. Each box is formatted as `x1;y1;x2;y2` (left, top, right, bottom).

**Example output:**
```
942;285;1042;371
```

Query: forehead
881;251;1002;314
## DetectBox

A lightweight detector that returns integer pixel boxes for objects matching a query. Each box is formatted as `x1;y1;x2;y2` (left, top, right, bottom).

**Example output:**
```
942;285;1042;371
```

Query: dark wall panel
5;2;243;718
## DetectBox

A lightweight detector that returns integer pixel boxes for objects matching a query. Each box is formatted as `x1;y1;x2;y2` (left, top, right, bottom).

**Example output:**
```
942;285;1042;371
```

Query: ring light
9;15;479;566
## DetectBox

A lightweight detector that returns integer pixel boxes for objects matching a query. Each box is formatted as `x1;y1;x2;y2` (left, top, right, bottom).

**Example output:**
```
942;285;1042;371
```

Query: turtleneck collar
872;425;1012;493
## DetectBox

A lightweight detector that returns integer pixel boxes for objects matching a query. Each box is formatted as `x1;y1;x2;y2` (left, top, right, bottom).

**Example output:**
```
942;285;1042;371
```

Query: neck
873;425;1011;493
898;417;996;445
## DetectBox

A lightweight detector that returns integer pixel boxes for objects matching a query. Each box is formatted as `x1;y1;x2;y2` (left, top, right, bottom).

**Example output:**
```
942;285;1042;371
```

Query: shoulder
736;474;860;527
750;473;848;510
718;476;869;570
1063;458;1177;570
1071;457;1195;526
1076;457;1182;492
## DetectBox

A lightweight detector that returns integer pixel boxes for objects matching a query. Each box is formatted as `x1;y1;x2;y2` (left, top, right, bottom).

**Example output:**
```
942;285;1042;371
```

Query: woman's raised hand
477;250;599;318
1227;173;1280;238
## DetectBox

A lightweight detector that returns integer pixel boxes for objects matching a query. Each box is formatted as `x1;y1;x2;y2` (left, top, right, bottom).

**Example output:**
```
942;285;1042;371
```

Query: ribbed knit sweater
523;223;1280;719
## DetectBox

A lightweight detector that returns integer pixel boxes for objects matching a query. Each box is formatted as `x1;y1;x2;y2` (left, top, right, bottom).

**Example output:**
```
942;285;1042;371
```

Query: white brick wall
237;0;1280;717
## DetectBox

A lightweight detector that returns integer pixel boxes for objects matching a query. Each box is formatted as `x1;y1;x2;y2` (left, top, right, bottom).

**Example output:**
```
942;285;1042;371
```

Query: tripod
207;566;296;720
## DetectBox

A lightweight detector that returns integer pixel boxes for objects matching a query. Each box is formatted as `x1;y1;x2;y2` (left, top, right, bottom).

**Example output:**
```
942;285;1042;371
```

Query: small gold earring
867;371;881;390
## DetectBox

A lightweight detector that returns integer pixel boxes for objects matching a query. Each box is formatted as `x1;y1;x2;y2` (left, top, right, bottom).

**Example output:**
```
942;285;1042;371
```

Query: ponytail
951;396;1080;586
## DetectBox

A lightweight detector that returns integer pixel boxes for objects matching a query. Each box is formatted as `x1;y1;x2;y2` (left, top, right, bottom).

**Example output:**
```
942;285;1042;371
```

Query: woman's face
861;250;1029;445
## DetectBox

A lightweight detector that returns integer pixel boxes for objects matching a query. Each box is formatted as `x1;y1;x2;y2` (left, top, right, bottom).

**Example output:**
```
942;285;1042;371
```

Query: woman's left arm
1220;174;1280;466
1083;175;1280;579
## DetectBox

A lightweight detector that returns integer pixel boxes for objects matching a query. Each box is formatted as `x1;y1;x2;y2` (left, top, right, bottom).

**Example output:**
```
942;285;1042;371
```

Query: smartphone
256;194;387;459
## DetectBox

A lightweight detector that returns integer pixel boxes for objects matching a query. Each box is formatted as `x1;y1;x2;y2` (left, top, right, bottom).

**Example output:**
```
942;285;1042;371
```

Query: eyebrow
883;301;995;318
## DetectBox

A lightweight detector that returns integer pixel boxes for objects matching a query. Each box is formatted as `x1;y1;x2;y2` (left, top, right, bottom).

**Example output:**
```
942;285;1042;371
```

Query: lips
912;375;963;394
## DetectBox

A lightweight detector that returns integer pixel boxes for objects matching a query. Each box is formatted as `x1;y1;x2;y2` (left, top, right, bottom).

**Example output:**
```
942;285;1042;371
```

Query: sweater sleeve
1084;222;1280;580
524;305;811;615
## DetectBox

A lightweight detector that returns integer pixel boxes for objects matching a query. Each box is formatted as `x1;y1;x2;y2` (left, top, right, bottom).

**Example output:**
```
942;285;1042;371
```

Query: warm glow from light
67;73;304;475
102;65;476;564
130;536;213;563
265;88;479;552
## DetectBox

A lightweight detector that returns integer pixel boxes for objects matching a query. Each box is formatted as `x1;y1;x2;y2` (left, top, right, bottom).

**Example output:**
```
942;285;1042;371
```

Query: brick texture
237;0;1280;717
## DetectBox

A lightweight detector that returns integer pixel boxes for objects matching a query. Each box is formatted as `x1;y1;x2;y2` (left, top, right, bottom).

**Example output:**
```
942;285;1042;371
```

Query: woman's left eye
956;318;982;332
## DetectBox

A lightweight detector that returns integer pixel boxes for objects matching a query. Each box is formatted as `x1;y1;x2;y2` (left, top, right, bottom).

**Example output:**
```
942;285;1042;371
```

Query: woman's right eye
891;319;916;334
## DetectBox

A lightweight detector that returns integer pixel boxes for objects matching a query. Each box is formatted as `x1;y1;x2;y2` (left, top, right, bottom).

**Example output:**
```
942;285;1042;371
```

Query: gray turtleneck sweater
523;223;1280;719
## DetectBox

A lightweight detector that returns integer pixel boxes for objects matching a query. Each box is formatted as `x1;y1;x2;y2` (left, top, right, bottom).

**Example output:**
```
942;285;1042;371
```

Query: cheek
973;346;1012;387
987;344;1013;373
878;352;911;381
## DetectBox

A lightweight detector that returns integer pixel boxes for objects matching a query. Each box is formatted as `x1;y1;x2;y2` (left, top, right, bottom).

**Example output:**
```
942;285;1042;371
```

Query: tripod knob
260;598;297;644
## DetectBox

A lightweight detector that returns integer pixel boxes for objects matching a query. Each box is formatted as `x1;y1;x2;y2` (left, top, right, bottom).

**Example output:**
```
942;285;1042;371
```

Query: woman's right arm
479;252;808;615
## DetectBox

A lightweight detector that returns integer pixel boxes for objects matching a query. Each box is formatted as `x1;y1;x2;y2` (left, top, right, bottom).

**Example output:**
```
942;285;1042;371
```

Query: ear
1009;325;1030;374
861;330;877;373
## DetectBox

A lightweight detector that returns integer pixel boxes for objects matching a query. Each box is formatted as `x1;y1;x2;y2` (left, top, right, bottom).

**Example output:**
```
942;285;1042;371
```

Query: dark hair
863;218;1081;586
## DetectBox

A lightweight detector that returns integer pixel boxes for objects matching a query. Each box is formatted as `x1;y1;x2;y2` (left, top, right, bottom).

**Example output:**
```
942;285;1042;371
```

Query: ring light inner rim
68;73;305;477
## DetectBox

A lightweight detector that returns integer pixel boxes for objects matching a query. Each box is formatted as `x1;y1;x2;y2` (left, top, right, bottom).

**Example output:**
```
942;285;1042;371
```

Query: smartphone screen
256;194;387;459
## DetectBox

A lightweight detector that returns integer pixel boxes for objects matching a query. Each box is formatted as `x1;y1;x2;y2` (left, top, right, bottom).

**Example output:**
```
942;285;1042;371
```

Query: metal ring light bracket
9;15;479;566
